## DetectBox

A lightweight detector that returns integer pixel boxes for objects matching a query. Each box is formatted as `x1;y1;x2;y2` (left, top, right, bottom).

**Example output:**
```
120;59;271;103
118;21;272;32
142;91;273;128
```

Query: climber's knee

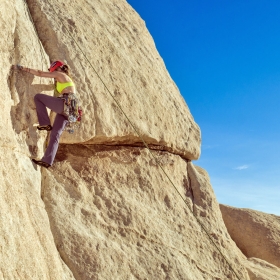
34;93;43;102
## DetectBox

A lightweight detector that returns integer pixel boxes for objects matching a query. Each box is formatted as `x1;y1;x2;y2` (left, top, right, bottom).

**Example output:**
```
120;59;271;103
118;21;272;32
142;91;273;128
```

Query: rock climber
15;61;75;168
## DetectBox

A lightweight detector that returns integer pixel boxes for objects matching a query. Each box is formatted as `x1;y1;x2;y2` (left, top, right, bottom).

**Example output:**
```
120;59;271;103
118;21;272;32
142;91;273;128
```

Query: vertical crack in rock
8;20;20;104
24;0;49;65
186;160;195;211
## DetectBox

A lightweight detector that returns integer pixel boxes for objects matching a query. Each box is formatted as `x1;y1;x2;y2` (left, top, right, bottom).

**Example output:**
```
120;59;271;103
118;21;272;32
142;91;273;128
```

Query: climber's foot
37;125;52;131
31;159;51;168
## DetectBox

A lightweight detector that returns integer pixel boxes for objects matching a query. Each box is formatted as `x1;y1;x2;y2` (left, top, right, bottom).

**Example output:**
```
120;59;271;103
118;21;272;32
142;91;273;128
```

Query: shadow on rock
9;68;54;156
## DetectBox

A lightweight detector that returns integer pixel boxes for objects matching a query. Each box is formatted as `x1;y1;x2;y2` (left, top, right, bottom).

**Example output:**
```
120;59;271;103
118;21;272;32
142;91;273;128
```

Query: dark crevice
186;162;195;213
55;142;193;162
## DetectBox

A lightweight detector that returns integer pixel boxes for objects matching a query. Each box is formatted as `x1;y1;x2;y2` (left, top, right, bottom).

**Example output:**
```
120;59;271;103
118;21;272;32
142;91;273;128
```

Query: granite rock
220;204;280;269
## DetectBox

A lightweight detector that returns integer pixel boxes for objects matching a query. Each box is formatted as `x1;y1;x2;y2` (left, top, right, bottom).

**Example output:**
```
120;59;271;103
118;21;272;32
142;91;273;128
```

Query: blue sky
127;0;280;215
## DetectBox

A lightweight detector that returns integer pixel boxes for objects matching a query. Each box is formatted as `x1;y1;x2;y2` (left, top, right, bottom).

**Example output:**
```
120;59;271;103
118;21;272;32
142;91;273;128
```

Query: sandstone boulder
220;204;280;269
42;145;249;280
26;0;201;160
1;0;279;279
245;258;280;280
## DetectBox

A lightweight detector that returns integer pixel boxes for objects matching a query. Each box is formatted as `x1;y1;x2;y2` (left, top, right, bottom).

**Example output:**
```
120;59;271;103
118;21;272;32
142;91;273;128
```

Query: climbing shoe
32;159;51;168
37;124;52;131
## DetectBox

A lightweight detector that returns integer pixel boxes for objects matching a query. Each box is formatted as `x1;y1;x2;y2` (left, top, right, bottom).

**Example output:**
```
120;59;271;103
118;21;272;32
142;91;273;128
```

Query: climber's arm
14;65;61;79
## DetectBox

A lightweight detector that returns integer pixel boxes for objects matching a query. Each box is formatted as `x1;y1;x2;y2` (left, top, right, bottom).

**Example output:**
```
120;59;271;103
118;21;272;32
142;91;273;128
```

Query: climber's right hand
11;64;23;71
16;64;23;70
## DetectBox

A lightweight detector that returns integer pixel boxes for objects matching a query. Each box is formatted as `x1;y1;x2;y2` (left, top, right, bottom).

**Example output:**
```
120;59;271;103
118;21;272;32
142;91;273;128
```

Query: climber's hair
60;64;71;76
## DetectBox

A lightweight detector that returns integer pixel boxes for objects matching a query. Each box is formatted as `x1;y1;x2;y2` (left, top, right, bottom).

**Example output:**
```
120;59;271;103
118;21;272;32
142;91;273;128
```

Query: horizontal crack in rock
55;143;192;164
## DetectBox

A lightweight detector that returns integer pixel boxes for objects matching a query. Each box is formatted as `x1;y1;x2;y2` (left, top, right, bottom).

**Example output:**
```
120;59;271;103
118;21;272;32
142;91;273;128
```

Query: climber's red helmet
48;60;64;72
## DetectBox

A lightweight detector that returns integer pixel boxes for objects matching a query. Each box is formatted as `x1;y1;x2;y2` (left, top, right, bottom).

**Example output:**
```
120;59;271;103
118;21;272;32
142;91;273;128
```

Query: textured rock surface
245;258;280;280
0;0;73;278
42;146;249;280
0;0;279;279
26;0;201;160
220;204;280;268
0;155;74;280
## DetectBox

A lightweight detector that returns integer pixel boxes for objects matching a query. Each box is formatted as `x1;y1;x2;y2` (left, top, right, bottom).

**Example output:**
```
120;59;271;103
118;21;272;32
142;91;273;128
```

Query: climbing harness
27;0;242;279
58;93;82;133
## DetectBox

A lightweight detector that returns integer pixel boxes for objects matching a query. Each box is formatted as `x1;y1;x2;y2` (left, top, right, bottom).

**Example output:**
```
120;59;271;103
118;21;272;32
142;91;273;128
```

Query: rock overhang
25;0;201;160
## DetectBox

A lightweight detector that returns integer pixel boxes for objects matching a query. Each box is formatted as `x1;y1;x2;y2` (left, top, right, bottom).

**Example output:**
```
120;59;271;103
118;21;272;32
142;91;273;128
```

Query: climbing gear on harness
58;93;82;134
37;124;52;131
48;60;64;72
31;159;51;168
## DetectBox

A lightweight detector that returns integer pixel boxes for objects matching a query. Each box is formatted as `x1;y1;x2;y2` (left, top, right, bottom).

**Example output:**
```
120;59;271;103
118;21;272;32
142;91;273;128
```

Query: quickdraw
59;93;83;134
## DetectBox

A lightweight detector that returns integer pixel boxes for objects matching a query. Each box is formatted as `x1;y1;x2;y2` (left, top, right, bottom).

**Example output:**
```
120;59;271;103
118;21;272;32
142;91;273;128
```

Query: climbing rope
26;1;242;279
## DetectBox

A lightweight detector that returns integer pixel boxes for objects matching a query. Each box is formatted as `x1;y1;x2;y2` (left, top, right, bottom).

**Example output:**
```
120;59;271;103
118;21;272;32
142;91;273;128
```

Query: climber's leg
41;113;68;166
34;93;64;126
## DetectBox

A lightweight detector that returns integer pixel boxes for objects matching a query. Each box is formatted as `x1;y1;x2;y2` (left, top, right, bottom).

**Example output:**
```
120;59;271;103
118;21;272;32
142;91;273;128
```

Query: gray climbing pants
34;93;68;165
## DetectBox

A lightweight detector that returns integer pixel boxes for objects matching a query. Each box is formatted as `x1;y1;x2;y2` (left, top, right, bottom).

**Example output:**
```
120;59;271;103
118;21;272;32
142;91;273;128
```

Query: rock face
245;258;280;280
220;204;280;268
0;0;279;279
26;0;201;160
42;146;249;280
0;0;74;278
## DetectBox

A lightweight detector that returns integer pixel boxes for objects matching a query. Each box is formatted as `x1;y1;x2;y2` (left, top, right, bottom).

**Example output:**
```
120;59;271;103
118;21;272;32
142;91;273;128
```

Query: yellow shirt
55;79;75;96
